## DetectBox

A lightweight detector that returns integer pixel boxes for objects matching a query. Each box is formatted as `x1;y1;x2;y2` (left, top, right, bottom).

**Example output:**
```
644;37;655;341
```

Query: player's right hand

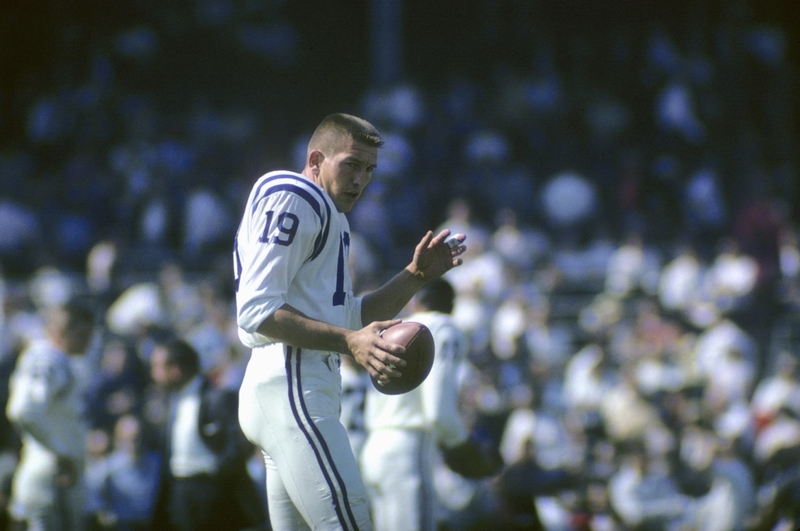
346;320;407;383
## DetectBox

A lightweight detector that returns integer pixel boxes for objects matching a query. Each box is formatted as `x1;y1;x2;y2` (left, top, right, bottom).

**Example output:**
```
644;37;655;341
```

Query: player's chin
337;194;360;212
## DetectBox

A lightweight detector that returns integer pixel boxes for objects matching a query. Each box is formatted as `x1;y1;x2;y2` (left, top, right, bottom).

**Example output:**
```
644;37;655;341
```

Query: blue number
260;211;299;246
332;232;349;306
259;211;274;243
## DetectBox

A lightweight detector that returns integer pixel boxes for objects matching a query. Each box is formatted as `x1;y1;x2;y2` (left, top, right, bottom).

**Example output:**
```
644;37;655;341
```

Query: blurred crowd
1;0;799;529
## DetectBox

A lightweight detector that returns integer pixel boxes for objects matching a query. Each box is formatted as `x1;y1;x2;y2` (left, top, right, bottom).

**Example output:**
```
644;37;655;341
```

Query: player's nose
353;168;371;187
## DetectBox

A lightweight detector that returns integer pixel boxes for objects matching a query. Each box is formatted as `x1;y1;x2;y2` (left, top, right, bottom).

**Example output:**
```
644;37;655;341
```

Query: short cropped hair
308;113;384;155
415;278;456;315
162;339;201;377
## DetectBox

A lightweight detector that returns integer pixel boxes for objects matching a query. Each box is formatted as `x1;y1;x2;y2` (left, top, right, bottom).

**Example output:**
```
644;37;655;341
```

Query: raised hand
407;229;467;282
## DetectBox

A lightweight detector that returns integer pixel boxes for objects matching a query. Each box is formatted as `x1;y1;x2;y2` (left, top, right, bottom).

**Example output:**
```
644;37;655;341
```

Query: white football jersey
234;171;362;347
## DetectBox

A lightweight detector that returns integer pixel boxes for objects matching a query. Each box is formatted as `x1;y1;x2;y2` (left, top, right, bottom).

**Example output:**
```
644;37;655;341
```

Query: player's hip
239;344;343;440
243;343;342;387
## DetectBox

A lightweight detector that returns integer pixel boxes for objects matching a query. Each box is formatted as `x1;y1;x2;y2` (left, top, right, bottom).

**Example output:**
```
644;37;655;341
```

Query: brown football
372;321;435;395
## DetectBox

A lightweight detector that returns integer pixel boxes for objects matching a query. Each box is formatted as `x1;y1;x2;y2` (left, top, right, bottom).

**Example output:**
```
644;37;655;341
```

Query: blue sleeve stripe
252;174;332;262
253;172;328;209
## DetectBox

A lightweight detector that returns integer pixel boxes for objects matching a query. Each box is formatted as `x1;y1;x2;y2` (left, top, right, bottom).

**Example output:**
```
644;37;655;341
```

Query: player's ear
309;150;324;174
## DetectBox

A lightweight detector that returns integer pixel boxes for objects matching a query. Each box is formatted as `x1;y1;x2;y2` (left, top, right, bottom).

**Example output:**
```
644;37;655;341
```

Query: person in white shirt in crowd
690;434;757;531
522;297;573;375
750;352;800;431
657;243;704;315
489;208;550;273
704;237;758;313
608;442;695;530
360;278;498;531
443;227;507;311
105;261;205;341
6;299;96;531
600;366;672;452
490;281;541;364
562;341;616;439
693;314;758;392
604;232;661;298
752;406;800;484
702;346;757;411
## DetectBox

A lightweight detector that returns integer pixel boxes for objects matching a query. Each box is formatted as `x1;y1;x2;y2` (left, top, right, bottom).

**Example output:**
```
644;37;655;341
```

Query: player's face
48;308;94;355
316;137;378;212
150;346;180;389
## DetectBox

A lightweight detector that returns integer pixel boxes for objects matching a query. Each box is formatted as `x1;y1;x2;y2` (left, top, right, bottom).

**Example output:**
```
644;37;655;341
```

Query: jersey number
236;212;349;308
233;211;298;293
260;211;299;246
332;232;349;306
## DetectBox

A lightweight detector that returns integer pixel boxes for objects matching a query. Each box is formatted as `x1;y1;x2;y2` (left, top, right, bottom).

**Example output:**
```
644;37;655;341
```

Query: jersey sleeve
235;177;325;343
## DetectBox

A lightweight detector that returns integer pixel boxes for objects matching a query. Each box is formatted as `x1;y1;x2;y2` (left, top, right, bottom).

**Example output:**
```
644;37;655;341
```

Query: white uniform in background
7;339;89;531
361;310;470;531
234;171;371;531
340;357;371;459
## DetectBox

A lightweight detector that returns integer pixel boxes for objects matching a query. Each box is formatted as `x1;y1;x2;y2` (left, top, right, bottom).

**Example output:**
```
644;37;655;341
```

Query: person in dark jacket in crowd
150;338;266;531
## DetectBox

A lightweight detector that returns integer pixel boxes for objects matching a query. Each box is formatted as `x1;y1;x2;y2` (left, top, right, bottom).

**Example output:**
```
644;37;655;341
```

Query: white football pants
360;428;436;531
239;344;373;531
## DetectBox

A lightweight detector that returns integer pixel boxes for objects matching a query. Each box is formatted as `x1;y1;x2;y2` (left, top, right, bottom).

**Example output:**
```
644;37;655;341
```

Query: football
372;321;435;395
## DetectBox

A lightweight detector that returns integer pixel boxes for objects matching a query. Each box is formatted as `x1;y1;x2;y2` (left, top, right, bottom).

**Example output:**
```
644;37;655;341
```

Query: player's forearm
360;267;427;325
255;304;352;354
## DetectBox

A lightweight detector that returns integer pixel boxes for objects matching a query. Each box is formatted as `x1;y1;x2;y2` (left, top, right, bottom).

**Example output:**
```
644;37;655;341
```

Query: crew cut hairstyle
415;277;456;315
308;113;384;155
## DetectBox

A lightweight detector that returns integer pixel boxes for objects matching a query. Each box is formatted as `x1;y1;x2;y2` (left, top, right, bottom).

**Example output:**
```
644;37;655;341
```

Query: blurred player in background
6;300;95;531
360;277;501;531
233;113;466;530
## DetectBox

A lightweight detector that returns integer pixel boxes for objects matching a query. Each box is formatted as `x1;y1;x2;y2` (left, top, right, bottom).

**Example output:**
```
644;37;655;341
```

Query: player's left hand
407;229;466;281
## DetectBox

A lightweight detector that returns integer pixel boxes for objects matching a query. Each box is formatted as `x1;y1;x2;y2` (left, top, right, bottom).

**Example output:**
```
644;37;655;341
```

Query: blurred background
1;0;800;528
0;0;796;277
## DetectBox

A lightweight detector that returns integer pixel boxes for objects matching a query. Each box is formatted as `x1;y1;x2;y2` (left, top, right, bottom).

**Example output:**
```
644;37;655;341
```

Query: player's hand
407;229;466;281
346;320;407;383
